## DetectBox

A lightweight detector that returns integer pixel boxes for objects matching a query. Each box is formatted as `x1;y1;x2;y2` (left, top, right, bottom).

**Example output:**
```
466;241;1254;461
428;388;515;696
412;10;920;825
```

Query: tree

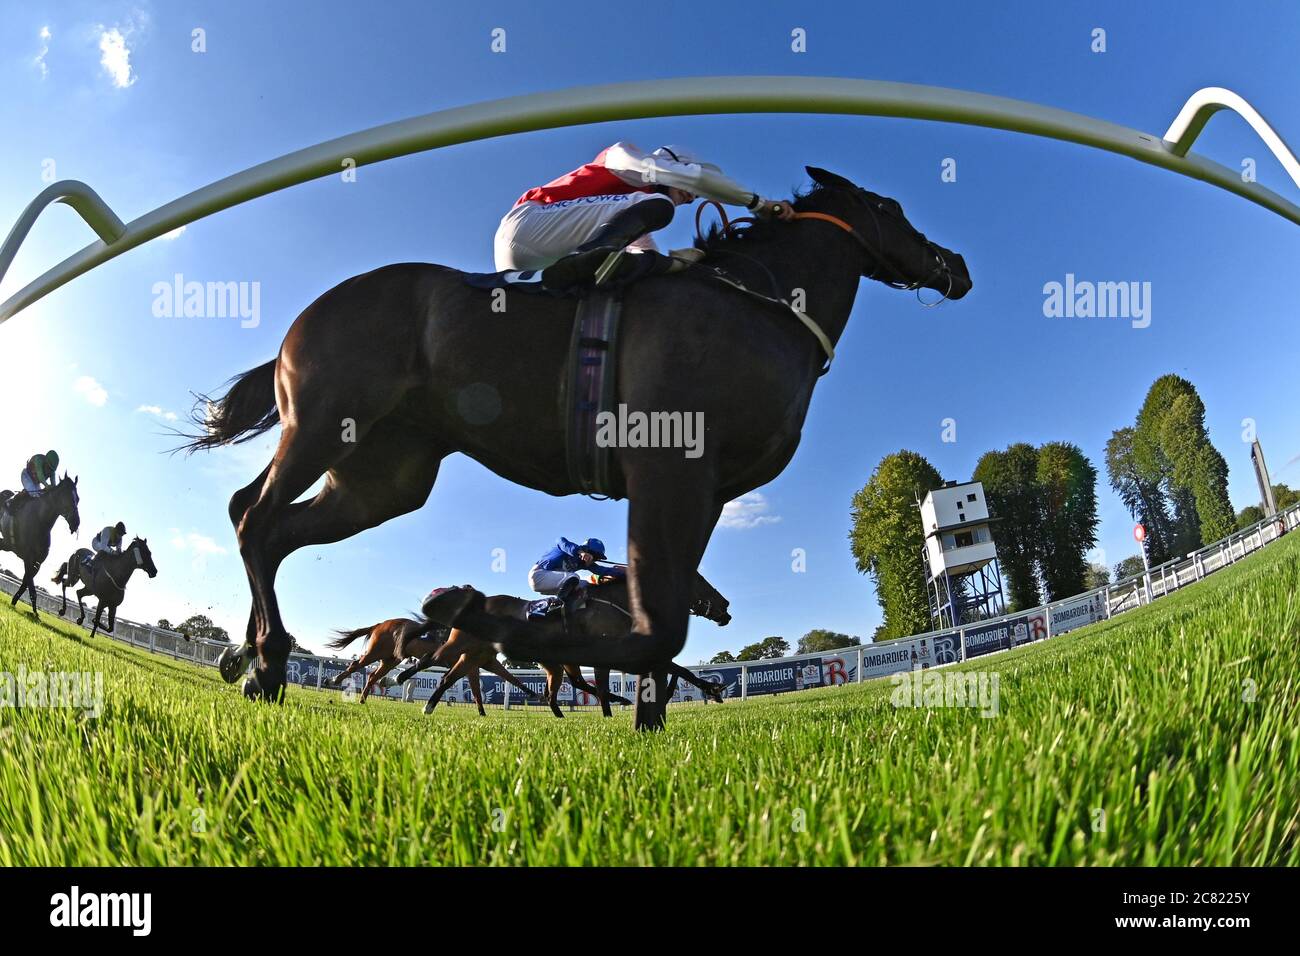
973;443;1043;610
156;618;172;631
1275;483;1300;510
1113;555;1146;581
848;450;944;640
1125;374;1234;552
1106;427;1175;564
1236;504;1265;530
736;636;789;661
1084;562;1110;590
1036;441;1100;601
171;614;231;643
796;629;860;654
709;650;737;664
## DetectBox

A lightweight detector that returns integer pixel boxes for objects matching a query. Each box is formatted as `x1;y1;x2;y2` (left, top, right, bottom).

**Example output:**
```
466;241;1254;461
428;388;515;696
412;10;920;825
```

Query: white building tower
919;480;1005;629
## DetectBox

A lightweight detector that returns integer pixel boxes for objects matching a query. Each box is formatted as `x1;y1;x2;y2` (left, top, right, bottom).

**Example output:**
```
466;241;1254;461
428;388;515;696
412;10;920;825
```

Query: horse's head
55;474;80;534
690;572;732;626
129;537;158;578
421;584;485;628
801;166;971;301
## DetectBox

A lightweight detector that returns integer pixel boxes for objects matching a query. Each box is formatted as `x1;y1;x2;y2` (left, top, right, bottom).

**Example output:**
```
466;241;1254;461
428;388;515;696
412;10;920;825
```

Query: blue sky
2;1;1298;659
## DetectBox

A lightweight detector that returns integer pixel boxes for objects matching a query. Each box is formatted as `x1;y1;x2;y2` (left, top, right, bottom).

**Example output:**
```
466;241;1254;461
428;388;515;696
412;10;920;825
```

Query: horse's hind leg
238;418;444;702
468;669;486;716
360;659;394;703
544;666;565;718
75;588;87;625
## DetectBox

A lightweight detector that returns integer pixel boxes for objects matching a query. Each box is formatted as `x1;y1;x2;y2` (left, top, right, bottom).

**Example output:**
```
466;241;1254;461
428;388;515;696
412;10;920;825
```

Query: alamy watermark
1043;274;1151;329
595;404;704;459
152;273;260;328
1;666;104;718
890;668;1000;717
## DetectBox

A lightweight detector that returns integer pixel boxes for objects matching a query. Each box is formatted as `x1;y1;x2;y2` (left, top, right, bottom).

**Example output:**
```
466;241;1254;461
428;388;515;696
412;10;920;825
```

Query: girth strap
564;291;624;499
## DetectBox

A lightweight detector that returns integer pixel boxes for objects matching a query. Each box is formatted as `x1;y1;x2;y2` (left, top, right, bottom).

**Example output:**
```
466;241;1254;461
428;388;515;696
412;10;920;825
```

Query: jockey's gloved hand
752;198;795;221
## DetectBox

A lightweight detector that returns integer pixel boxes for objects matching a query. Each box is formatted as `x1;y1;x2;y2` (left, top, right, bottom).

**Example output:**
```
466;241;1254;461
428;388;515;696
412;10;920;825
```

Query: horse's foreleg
22;563;38;617
90;604;104;639
106;605;116;634
596;666;613;717
480;658;542;702
667;662;725;701
75;588;87;625
622;461;723;730
423;654;473;716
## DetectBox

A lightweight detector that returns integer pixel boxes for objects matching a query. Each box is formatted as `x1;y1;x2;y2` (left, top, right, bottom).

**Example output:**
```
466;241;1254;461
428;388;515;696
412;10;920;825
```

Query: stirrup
593;250;626;286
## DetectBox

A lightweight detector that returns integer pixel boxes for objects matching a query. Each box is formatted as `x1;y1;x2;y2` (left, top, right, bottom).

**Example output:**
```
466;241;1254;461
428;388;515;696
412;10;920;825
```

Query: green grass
1;534;1298;866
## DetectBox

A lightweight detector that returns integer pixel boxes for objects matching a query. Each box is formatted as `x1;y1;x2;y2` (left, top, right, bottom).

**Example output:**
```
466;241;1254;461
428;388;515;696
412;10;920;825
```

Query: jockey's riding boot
556;576;588;623
541;198;676;291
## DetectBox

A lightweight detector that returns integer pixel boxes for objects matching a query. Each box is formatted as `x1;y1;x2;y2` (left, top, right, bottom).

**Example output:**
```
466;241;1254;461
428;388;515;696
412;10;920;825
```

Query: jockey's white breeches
528;566;578;595
493;193;670;271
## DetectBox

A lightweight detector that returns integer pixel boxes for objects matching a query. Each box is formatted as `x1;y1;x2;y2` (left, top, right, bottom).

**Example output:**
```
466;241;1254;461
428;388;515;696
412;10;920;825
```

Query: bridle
695;194;957;305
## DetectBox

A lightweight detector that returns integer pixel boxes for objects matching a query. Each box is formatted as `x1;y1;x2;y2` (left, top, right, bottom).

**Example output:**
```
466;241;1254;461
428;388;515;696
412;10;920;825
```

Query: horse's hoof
242;667;285;703
218;645;252;684
422;700;436;715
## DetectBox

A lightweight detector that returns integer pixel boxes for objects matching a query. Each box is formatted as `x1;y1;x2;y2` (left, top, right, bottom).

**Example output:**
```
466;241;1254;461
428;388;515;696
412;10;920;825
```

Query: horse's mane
692;183;821;254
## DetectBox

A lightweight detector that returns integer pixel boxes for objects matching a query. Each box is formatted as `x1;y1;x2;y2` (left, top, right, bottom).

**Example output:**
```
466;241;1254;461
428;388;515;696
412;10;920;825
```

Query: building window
967;493;977;502
954;530;974;549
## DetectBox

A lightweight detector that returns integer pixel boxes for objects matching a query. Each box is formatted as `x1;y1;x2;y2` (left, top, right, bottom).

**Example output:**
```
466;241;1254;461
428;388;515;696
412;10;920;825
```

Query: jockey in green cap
21;450;59;497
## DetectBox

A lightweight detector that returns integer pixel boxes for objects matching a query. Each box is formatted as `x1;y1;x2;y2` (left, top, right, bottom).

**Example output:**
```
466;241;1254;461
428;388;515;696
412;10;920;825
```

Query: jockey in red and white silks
494;143;791;273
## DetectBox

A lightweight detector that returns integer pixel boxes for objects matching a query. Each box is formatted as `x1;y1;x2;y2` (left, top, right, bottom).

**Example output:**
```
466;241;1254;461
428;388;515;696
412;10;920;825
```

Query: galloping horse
53;537;158;637
185;166;969;727
399;571;732;717
323;616;546;709
0;475;80;618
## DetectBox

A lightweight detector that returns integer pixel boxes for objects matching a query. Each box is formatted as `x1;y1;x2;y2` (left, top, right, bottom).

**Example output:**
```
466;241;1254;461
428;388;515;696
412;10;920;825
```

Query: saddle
462;269;629;500
0;490;23;542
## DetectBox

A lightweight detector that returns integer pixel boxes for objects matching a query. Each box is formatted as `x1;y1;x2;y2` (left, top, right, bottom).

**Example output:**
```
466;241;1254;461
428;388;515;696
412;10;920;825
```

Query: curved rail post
0;180;126;294
1163;86;1300;188
3;77;1299;325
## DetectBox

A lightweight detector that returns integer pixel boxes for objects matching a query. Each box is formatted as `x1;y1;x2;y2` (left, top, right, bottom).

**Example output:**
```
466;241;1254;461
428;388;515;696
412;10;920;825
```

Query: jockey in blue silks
528;536;626;610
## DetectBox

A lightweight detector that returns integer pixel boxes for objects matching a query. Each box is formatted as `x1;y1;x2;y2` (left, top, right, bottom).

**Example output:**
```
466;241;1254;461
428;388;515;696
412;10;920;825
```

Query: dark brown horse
399;571;731;717
53;537;158;637
186;166;969;728
0;475;80;618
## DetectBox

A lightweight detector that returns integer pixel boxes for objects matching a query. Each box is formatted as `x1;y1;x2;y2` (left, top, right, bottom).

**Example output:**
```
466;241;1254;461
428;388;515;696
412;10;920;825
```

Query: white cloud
718;492;781;530
74;375;108;407
35;26;51;78
160;225;186;241
170;529;227;557
98;25;136;88
136;404;179;422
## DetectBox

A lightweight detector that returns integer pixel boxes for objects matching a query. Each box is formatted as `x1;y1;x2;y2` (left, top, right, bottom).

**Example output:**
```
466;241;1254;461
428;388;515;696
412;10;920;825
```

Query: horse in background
0;475;80;618
53;537;157;638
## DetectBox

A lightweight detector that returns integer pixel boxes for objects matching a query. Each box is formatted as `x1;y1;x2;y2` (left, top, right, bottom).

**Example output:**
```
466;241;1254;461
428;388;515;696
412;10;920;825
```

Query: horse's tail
52;561;67;585
327;624;376;650
181;358;280;452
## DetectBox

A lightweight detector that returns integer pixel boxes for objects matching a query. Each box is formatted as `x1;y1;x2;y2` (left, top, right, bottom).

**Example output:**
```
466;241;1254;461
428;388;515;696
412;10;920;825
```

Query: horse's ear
805;166;857;192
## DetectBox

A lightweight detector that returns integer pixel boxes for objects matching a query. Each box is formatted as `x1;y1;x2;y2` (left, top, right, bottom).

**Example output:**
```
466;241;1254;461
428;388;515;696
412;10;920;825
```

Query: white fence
4;501;1298;708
